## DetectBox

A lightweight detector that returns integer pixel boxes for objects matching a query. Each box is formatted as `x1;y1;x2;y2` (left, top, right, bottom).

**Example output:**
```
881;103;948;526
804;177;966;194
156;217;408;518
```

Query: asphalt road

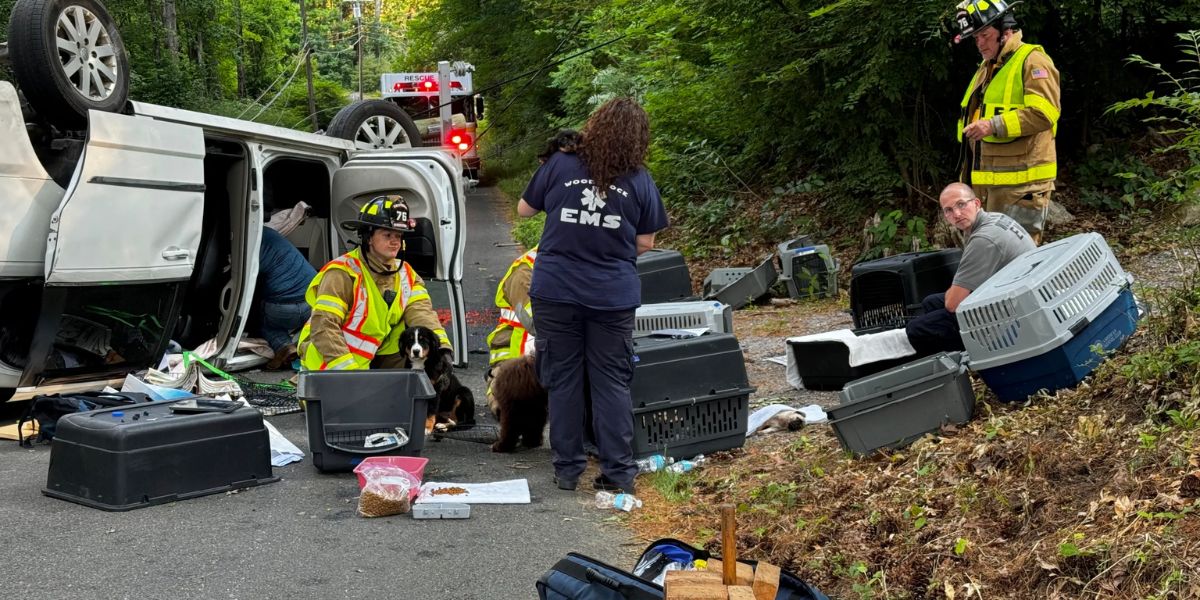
0;185;633;599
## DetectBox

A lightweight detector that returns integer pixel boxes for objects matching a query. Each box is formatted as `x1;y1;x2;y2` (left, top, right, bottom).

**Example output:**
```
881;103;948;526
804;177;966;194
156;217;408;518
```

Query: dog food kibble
358;488;411;518
431;486;469;496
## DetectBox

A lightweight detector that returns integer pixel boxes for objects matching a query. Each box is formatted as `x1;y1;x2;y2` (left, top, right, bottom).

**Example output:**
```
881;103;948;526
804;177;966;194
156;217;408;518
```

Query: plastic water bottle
635;454;674;473
595;491;643;512
665;455;706;473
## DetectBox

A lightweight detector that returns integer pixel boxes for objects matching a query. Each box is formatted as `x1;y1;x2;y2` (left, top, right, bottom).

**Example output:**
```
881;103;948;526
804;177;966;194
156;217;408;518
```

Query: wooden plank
665;570;724;586
664;570;727;600
705;559;754;586
721;504;738;585
751;562;781;600
729;586;757;600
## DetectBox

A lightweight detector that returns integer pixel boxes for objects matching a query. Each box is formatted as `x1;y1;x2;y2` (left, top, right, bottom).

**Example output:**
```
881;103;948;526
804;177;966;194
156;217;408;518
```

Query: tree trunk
235;0;246;98
163;0;180;59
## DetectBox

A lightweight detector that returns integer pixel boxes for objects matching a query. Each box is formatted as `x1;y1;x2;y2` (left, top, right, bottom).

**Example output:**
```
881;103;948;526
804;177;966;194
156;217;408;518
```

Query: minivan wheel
8;0;130;130
326;100;422;150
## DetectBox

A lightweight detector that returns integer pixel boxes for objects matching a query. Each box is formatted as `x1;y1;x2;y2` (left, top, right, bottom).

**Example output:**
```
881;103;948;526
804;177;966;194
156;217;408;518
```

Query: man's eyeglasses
941;199;976;216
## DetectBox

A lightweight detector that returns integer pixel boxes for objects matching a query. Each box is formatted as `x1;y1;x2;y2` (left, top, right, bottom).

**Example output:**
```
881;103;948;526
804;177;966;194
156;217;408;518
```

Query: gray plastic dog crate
637;249;695;304
45;401;278;510
829;352;974;455
778;243;837;300
298;370;435;472
703;268;753;297
704;257;778;310
630;332;754;460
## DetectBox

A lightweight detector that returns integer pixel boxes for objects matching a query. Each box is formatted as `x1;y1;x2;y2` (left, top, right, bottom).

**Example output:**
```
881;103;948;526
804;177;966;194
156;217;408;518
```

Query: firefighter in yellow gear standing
486;246;537;367
297;195;451;371
954;0;1060;244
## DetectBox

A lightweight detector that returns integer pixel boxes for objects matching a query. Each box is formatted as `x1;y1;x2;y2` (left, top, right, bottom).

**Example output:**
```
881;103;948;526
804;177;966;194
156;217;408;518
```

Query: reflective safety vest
958;43;1059;187
486;247;537;365
298;248;432;370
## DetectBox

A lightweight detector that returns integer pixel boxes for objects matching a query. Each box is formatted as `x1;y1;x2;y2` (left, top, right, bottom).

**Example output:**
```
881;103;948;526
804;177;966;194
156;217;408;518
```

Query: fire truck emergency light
447;129;473;153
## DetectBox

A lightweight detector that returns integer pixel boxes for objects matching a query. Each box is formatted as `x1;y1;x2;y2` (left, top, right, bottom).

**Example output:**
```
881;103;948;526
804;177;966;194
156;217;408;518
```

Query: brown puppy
487;354;548;453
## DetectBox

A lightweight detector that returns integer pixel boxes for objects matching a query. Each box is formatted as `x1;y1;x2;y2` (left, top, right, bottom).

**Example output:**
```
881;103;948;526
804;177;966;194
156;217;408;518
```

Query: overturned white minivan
0;2;467;402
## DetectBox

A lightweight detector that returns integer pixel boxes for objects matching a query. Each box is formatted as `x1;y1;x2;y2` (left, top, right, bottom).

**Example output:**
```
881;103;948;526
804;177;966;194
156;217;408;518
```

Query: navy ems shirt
522;151;669;310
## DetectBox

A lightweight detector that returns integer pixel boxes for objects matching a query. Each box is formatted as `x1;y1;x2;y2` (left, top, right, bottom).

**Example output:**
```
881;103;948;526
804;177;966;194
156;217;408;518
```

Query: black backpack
18;391;151;446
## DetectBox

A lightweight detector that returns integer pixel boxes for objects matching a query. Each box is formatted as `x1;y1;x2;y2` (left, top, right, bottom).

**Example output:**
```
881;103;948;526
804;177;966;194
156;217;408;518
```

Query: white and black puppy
398;326;476;435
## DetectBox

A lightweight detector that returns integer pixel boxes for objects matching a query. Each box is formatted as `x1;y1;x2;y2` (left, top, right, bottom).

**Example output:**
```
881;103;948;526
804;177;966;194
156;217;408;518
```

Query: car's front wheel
7;0;131;130
326;100;422;150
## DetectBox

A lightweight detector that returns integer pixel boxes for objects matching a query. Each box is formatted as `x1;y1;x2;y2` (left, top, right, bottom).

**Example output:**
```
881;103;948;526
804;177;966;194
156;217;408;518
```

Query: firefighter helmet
340;195;415;234
953;0;1019;42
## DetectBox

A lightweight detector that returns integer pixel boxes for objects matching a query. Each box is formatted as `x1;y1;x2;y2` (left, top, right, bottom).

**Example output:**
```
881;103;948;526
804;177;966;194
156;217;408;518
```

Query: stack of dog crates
956;232;1138;402
630;249;752;459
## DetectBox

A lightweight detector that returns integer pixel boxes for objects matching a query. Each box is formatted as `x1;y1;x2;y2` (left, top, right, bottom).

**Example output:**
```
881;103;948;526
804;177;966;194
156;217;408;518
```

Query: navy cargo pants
531;298;637;490
905;293;967;356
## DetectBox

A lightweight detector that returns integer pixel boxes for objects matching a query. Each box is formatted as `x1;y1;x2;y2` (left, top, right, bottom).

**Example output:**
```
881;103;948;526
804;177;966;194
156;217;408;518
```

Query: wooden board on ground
664;571;726;600
705;559;754;587
728;587;756;600
751;562;781;600
0;420;36;441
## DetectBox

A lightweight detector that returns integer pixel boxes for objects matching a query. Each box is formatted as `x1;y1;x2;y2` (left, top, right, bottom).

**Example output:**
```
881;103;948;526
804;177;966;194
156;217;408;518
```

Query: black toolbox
297;370;435;472
629;333;754;460
44;400;278;511
636;249;695;304
849;249;961;329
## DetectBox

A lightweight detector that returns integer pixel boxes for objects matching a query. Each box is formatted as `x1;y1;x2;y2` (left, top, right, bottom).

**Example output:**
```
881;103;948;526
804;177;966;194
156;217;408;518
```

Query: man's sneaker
553;475;578;491
592;474;634;495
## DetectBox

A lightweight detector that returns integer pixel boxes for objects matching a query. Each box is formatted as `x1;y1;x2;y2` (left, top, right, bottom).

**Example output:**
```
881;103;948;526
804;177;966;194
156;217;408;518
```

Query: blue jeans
260;299;311;352
532;298;637;490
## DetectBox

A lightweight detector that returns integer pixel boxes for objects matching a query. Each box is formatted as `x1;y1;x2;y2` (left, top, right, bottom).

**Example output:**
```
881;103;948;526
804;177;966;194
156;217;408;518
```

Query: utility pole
344;0;365;99
300;0;318;131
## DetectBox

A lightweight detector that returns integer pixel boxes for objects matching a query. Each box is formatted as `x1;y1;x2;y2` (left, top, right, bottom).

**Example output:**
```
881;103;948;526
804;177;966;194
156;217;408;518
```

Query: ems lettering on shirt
559;178;627;230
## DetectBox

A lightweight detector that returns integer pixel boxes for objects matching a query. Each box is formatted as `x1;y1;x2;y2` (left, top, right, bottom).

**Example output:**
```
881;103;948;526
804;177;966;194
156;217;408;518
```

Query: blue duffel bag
537;552;662;600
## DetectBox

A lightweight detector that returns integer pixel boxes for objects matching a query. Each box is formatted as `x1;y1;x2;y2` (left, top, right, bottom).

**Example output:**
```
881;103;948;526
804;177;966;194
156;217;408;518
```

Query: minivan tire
326;100;422;150
8;0;131;130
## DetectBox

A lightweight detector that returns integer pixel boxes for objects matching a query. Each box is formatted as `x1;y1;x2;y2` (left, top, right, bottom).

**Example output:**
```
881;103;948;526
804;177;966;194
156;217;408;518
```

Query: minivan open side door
331;150;468;364
20;111;206;387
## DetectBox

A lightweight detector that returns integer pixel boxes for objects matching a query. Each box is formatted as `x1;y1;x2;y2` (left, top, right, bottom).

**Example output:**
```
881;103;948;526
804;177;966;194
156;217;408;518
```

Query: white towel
785;328;916;390
265;201;311;236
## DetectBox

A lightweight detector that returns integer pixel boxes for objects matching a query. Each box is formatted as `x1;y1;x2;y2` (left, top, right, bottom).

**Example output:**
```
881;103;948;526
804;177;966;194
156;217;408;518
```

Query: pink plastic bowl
353;456;429;489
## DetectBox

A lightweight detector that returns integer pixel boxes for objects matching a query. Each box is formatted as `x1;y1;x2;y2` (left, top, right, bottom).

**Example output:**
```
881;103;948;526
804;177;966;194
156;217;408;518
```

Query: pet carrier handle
826;384;946;425
1068;317;1090;337
636;387;754;411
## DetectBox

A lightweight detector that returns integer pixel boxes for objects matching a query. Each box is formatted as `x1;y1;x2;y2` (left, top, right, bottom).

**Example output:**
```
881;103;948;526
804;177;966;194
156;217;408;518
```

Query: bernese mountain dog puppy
398;326;475;435
486;354;548;453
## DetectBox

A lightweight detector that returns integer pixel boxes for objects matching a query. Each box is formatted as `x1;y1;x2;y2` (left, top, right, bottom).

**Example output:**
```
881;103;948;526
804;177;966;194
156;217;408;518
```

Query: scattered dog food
431;486;469;496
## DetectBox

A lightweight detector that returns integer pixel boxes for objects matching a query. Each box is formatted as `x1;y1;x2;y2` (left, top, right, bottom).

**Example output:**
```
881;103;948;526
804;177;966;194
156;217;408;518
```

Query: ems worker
905;182;1035;355
954;0;1060;244
518;98;669;495
297;195;451;371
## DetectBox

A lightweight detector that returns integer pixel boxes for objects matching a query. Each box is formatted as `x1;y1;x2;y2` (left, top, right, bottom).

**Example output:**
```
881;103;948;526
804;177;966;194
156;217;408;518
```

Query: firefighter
954;0;1060;244
297;195;451;371
486;246;537;368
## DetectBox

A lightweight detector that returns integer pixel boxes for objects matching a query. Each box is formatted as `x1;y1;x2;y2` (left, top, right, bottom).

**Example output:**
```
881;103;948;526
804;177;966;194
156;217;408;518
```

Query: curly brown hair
578;98;650;192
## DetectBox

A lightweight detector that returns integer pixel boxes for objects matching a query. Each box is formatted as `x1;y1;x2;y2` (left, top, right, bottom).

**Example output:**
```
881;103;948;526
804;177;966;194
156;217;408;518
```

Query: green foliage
1073;146;1158;211
1108;31;1200;206
861;209;930;261
512;212;546;250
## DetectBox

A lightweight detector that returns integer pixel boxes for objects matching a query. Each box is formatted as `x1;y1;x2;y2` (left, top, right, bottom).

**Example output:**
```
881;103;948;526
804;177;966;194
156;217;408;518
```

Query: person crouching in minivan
296;195;452;371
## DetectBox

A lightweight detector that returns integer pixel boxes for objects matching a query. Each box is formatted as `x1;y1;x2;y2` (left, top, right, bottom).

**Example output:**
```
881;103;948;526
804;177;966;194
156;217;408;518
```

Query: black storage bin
297;370;435;472
787;336;915;391
849;249;962;329
636;249;695;304
629;333;754;460
44;401;278;511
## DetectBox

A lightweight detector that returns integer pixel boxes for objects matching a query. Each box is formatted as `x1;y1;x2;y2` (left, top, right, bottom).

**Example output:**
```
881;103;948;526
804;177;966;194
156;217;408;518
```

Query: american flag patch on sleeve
1031;67;1049;80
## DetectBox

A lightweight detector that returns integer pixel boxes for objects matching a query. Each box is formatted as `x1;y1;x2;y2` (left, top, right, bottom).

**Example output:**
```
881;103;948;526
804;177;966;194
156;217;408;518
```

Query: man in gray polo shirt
906;182;1036;355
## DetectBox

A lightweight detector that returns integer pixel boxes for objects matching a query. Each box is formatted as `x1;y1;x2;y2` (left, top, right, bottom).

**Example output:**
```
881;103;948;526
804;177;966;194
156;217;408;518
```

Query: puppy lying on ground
486;354;548;453
398;325;476;435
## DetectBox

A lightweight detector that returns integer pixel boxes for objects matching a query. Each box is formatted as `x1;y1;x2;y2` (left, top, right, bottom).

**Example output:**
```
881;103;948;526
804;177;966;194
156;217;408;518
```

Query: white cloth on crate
784;328;916;391
265;201;311;236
